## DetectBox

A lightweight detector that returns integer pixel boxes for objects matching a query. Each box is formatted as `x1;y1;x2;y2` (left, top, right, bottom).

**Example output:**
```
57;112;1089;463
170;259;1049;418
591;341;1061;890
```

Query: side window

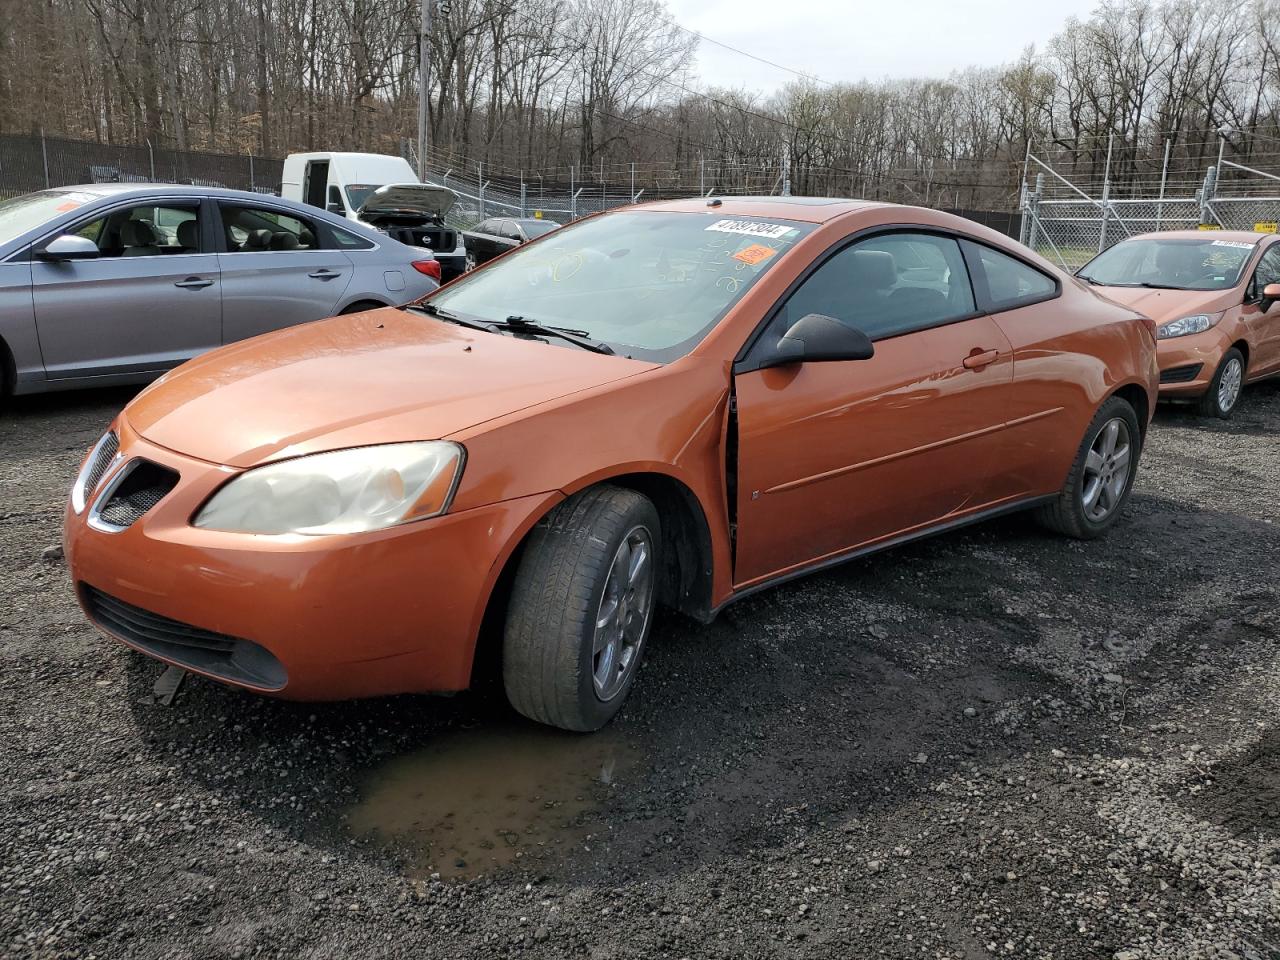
475;219;494;234
1252;246;1280;295
221;204;318;252
72;204;201;257
776;232;975;341
499;221;522;241
971;243;1056;309
330;225;375;250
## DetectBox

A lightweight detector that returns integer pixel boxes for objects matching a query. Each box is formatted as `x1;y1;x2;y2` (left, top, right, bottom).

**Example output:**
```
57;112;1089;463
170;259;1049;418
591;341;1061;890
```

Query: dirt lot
1;383;1278;960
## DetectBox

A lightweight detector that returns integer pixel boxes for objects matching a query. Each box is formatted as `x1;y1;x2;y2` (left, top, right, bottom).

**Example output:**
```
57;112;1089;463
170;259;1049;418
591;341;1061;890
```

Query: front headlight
1157;314;1220;339
193;442;465;535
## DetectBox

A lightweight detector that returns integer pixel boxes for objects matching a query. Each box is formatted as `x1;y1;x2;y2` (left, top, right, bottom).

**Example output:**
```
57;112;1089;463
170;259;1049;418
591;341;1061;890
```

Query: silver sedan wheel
1217;355;1243;413
592;525;654;702
1081;418;1132;522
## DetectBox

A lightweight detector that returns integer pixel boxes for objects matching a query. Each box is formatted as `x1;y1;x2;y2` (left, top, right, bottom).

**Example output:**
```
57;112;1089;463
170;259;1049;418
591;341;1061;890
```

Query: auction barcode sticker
1211;240;1255;249
706;219;792;239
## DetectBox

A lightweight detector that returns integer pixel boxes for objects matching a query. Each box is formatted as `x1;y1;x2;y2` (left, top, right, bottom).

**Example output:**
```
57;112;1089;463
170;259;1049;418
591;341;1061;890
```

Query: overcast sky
665;0;1099;92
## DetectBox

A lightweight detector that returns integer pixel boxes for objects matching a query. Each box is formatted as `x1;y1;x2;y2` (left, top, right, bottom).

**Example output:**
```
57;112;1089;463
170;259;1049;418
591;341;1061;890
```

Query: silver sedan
0;184;441;396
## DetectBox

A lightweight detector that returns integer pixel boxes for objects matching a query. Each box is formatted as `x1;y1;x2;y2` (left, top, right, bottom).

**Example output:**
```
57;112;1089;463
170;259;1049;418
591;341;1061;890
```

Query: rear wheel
1036;396;1141;539
465;250;477;272
503;485;660;731
1198;348;1245;419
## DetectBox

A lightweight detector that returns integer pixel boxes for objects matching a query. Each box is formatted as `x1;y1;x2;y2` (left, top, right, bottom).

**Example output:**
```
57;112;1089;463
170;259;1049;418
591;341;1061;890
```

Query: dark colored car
463;217;561;270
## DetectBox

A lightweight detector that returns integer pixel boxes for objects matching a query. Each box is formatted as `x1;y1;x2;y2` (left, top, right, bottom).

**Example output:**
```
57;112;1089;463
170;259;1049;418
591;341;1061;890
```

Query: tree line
3;0;1280;207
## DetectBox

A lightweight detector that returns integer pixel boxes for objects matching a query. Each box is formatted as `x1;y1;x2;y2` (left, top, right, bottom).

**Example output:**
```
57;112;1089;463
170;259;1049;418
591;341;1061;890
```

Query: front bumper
1155;330;1228;397
64;418;560;700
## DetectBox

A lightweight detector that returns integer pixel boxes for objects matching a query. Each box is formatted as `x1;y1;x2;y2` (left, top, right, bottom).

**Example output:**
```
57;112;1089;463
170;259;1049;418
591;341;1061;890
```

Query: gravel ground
2;382;1278;960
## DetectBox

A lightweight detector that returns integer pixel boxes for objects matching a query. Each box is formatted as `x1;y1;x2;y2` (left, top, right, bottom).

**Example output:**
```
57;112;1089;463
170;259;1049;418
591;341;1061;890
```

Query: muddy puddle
345;722;640;879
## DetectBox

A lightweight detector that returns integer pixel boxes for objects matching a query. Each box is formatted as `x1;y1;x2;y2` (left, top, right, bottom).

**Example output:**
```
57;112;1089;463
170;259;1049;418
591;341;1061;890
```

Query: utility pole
416;0;433;181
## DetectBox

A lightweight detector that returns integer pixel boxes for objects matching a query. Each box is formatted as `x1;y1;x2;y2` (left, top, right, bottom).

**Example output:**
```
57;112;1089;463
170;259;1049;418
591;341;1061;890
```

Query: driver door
29;198;223;381
1244;243;1280;376
732;231;1014;587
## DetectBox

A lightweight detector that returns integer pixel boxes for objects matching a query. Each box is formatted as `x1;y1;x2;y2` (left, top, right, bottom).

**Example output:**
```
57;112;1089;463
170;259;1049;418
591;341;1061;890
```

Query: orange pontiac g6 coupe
1078;230;1280;418
65;198;1158;731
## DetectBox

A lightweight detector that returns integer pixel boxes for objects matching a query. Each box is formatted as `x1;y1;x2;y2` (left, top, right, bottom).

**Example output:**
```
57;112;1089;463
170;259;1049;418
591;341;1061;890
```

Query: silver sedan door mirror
37;234;101;261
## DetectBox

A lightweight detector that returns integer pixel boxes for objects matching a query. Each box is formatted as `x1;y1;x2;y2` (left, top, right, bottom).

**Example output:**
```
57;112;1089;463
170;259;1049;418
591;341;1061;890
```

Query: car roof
636;195;890;223
1128;229;1272;243
43;183;288;203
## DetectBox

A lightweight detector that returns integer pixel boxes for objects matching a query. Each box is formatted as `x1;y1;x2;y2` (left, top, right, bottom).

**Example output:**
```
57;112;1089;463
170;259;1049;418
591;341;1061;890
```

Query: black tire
1036;395;1142;540
1197;347;1246;419
503;485;661;732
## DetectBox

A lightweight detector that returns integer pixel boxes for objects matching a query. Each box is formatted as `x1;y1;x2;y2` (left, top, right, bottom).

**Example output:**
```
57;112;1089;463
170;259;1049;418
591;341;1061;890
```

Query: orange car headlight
193;442;465;535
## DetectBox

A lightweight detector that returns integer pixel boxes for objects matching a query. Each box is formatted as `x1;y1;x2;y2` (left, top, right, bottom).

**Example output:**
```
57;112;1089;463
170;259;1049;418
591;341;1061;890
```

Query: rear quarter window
330;225;376;250
967;242;1057;310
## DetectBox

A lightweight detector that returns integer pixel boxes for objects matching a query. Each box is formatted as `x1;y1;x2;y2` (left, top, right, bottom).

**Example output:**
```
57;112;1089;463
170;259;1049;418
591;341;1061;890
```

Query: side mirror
37;234;100;261
327;202;346;215
758;313;875;370
1262;282;1280;311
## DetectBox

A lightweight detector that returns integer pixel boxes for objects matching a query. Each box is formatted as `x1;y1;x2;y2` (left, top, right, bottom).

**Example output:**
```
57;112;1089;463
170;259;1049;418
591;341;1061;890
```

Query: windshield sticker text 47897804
704;219;793;240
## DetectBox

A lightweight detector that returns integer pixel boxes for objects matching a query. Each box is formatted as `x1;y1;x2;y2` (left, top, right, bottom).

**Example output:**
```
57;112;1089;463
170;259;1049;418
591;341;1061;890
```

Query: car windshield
0;190;99;246
345;184;382;210
426;210;814;362
521;220;559;238
1079;237;1257;291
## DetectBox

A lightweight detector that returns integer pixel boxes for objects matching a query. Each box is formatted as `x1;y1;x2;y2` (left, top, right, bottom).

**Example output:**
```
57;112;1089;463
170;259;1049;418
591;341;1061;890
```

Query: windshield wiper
495;316;615;355
1077;273;1103;285
1136;281;1183;290
410;301;497;332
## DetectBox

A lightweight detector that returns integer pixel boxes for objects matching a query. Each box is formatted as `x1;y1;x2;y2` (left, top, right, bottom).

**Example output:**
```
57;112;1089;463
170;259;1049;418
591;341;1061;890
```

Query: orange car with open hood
1078;230;1280;417
64;198;1157;731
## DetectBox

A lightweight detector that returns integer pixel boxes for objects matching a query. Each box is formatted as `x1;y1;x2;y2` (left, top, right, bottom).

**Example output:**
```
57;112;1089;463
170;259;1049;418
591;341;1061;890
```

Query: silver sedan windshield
0;190;100;246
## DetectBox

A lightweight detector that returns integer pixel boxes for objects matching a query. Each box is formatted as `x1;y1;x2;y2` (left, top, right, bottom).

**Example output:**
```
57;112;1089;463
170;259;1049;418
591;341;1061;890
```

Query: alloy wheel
591;525;654;701
1218;356;1243;413
1081;417;1132;522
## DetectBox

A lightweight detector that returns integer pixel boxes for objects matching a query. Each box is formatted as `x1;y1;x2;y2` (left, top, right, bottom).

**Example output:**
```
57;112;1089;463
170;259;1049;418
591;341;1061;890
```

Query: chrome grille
73;432;119;513
91;460;178;531
84;432;119;494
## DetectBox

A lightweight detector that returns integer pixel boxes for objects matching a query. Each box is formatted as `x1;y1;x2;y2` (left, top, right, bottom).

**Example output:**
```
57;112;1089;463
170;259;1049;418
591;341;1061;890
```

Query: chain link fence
1;132;1025;241
0;132;281;200
1021;149;1280;271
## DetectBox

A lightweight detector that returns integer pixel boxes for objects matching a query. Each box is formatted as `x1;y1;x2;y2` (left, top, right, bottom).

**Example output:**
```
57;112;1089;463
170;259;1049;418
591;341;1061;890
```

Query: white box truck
281;152;467;281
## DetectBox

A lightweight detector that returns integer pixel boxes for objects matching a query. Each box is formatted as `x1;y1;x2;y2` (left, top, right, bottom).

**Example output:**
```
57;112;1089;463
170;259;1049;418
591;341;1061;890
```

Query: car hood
125;309;657;468
357;183;456;219
1091;284;1237;323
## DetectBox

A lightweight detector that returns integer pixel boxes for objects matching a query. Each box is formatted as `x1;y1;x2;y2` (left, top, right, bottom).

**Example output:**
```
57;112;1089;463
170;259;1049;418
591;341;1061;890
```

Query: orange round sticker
732;243;778;266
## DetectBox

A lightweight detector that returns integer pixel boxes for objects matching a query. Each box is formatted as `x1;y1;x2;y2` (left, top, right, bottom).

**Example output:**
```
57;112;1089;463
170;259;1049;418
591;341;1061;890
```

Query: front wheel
1198;348;1245;419
503;486;661;731
464;250;477;272
1036;396;1142;539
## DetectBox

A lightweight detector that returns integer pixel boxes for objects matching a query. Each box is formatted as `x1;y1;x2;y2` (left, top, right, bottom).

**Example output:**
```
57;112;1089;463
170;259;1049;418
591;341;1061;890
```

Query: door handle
962;348;1001;370
308;268;342;280
173;277;214;289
